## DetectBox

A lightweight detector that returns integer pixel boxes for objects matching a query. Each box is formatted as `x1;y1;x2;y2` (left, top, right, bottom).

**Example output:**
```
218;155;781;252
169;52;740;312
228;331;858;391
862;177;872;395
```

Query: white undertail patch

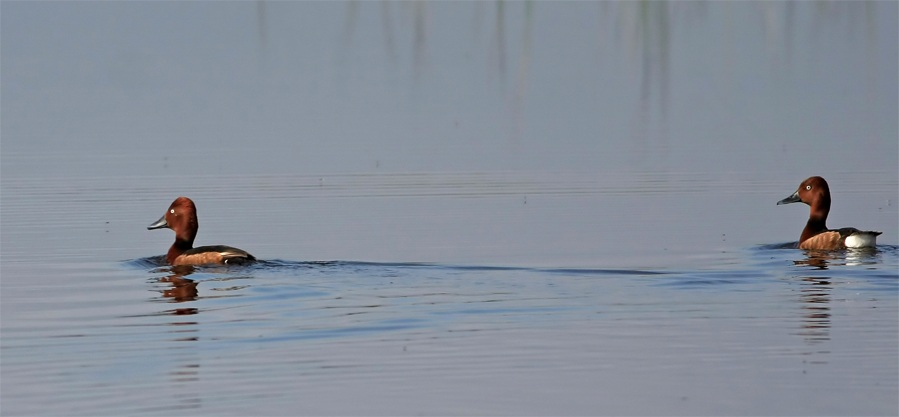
844;233;878;248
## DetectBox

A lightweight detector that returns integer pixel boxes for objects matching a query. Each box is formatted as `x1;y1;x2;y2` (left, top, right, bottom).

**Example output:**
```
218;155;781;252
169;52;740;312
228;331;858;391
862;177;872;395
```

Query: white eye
805;185;811;190
170;209;175;214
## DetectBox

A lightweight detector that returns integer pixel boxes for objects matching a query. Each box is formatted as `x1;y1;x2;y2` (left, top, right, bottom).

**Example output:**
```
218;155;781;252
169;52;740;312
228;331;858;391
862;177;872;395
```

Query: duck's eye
170;209;175;214
805;185;812;190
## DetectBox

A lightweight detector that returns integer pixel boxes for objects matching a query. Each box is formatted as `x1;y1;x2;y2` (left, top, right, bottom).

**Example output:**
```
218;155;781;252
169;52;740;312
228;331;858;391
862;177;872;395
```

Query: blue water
2;246;896;416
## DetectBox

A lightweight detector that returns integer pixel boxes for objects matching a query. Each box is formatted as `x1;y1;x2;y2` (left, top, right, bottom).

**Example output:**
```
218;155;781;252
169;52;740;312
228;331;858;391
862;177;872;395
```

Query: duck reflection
152;265;202;411
790;252;837;349
791;248;881;348
157;265;199;315
793;248;881;269
792;250;837;269
796;276;832;344
844;247;881;266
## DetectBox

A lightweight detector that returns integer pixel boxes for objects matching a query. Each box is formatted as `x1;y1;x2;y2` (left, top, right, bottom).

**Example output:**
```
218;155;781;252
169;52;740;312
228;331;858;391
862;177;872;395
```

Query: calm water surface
2;2;897;416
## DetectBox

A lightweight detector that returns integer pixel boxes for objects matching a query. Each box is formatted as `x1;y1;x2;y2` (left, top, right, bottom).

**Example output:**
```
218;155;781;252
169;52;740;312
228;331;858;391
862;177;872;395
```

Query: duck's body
148;197;255;266
777;176;881;250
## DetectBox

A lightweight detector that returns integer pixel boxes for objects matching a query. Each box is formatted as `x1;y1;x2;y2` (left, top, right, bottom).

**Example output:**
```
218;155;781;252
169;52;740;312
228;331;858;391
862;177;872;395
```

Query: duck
148;196;256;266
777;176;881;250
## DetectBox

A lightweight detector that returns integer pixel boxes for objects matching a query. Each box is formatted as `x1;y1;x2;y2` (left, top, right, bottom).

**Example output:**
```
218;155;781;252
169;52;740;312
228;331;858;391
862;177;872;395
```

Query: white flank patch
845;233;877;248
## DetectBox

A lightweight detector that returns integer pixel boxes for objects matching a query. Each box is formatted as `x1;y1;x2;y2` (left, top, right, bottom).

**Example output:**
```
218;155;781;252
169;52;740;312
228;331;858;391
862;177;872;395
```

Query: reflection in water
413;2;427;82
323;1;885;175
493;1;506;80
509;2;534;144
796;276;832;346
156;265;200;315
381;1;398;66
793;251;834;270
637;2;670;132
793;248;882;270
844;247;882;266
335;2;538;142
256;1;267;59
154;265;202;412
342;2;359;58
788;247;886;359
160;276;199;305
790;248;883;350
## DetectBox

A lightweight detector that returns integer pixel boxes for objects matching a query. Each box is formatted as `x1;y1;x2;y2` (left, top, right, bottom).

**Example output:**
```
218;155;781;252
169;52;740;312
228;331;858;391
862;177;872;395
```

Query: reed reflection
326;1;883;169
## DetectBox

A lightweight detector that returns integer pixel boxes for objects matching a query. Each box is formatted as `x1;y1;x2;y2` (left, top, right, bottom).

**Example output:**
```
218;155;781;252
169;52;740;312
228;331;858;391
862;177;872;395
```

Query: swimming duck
777;176;881;250
148;196;256;266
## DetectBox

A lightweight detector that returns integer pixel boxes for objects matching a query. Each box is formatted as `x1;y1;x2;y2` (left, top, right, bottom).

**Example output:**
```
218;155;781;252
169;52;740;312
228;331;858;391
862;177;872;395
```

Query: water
2;2;897;416
3;251;897;415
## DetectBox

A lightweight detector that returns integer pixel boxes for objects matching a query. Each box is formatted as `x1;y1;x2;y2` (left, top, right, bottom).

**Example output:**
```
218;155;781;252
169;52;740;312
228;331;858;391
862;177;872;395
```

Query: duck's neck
166;239;194;264
801;198;830;243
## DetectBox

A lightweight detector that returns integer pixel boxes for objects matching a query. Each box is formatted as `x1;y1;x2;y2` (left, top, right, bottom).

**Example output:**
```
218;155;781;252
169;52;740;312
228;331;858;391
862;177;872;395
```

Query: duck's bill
777;191;801;205
147;215;170;230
